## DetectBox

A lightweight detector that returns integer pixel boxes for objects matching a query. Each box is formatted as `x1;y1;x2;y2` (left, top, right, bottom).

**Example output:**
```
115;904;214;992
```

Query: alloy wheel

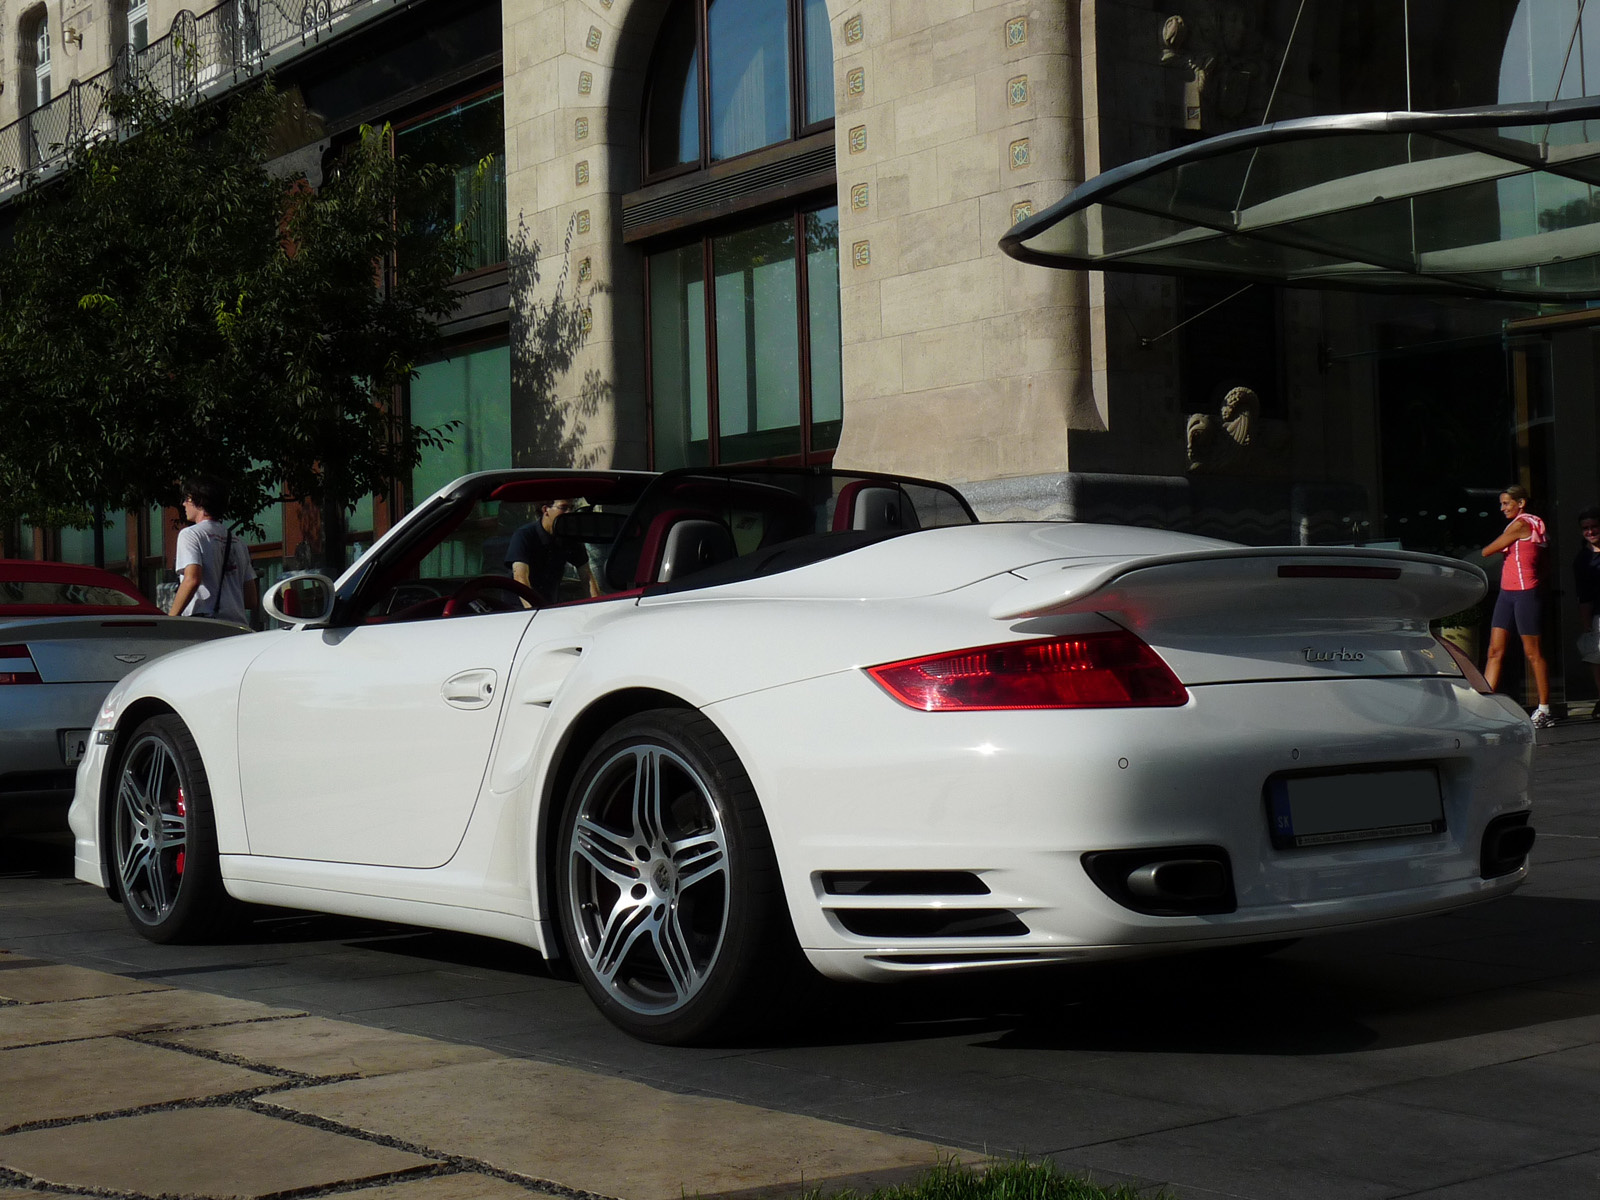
565;744;730;1015
115;733;188;925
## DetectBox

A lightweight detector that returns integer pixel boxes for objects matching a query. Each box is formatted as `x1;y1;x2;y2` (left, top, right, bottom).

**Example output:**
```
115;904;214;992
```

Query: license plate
1267;767;1444;849
60;729;90;767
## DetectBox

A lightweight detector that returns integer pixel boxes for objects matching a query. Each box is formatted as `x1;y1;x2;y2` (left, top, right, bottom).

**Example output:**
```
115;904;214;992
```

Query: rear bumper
0;683;109;835
708;672;1534;982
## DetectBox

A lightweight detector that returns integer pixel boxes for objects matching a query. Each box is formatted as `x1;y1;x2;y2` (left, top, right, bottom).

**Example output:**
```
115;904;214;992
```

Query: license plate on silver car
60;729;90;766
1267;767;1444;849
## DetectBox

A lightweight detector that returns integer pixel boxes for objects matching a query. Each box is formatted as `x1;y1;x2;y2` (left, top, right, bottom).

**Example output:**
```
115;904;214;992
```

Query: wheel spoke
144;749;167;815
631;748;666;847
669;832;726;892
652;908;698;1002
159;809;187;848
118;775;150;838
146;851;171;913
119;834;153;891
572;817;641;889
589;895;653;985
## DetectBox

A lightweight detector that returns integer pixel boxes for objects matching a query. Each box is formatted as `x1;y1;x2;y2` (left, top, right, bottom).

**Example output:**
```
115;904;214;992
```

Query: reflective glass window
396;92;508;272
646;9;700;171
708;0;791;160
650;244;711;470
802;0;833;125
644;0;833;177
647;206;840;467
410;343;513;577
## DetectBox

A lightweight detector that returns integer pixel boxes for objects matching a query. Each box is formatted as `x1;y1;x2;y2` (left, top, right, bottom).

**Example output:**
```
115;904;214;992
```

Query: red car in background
0;561;247;836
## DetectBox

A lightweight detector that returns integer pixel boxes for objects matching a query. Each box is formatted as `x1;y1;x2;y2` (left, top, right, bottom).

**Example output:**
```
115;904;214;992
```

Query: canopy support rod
1237;0;1310;214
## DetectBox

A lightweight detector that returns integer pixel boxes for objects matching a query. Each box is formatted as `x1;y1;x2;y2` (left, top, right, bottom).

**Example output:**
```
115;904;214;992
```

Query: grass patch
798;1157;1168;1200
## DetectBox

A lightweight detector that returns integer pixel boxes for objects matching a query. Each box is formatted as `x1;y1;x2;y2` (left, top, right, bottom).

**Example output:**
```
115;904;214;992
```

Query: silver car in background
1;560;247;836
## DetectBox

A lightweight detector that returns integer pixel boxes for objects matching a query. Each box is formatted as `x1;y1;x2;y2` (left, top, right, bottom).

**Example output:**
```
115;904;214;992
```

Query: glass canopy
1002;97;1600;300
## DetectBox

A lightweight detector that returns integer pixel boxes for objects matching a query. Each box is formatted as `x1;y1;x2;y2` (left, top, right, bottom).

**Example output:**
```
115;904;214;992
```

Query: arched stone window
644;0;834;178
19;5;51;114
636;0;841;468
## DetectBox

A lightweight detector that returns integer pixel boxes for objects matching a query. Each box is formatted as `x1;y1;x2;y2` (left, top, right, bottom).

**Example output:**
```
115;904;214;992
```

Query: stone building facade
3;0;1599;704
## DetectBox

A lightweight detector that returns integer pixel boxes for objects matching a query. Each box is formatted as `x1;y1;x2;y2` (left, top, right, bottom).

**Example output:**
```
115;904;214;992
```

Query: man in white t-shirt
169;477;258;626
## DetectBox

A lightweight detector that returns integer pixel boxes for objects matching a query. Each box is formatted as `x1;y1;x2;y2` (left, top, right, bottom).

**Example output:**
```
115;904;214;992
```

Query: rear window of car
0;580;146;608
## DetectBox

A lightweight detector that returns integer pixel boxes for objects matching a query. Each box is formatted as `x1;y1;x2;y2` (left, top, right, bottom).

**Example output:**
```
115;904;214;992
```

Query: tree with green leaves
0;80;471;567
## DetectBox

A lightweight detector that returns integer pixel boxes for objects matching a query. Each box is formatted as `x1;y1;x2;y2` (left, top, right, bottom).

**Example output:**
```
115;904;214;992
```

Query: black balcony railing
0;0;380;195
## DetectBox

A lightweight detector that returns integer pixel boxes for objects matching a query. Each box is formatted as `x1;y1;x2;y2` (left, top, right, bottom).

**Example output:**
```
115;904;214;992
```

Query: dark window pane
650;246;711;470
395;93;508;270
646;4;700;173
708;0;790;160
714;219;802;461
805;207;842;452
803;0;833;125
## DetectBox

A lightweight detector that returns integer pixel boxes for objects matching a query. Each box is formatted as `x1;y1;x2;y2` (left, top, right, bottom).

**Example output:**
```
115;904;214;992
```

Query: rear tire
112;714;242;944
555;709;804;1044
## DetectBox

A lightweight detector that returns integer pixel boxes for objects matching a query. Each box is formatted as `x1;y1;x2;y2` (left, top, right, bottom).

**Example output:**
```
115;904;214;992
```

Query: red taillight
0;644;40;685
1436;635;1494;695
867;631;1189;711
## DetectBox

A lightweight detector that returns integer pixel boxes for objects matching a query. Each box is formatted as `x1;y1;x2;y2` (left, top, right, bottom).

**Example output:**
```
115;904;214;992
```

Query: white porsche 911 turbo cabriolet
70;466;1536;1043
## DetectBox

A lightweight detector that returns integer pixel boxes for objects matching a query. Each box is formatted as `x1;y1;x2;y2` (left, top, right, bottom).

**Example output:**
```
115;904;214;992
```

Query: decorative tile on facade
1009;138;1031;169
843;14;863;44
1010;200;1034;224
1008;75;1028;107
578;257;592;283
574;116;589;140
575;160;590;186
848;125;867;154
579;308;593;335
585;25;602;51
1006;16;1028;47
578;70;593;95
851;240;871;268
576;209;591;234
846;67;864;96
850;182;869;210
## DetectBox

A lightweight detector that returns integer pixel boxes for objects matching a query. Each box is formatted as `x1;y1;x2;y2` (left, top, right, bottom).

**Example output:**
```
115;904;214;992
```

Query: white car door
236;609;535;867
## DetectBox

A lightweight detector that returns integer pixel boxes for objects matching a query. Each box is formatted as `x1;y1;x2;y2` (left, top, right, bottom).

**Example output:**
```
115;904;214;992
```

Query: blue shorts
1491;588;1542;636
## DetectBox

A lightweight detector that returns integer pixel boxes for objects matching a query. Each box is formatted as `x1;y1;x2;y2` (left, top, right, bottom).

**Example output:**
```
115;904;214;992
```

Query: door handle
442;668;498;710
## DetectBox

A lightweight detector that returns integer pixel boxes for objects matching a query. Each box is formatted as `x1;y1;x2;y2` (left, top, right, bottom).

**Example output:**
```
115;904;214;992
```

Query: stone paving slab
0;1037;274;1128
0;962;169;1003
357;1173;565;1199
274;1056;947;1200
0;1105;438;1197
162;1012;501;1079
0;984;303;1049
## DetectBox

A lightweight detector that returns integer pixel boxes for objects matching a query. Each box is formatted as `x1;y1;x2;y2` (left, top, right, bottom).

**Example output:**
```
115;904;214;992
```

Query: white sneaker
1532;710;1556;729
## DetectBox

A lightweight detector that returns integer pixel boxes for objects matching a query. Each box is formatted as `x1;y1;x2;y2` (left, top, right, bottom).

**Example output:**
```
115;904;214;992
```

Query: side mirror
262;573;336;627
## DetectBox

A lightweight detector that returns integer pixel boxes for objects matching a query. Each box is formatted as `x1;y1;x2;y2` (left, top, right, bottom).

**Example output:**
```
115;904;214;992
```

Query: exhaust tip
1481;812;1535;879
1082;845;1237;916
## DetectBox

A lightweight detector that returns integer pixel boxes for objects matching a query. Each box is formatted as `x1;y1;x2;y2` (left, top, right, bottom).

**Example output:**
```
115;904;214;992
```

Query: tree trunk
320;492;348;577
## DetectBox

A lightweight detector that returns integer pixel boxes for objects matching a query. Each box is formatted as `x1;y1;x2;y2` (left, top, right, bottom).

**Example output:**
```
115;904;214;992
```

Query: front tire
112;714;241;943
556;709;800;1044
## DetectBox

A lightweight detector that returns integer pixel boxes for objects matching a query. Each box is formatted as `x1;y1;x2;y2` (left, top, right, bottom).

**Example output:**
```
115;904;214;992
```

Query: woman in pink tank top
1481;485;1552;726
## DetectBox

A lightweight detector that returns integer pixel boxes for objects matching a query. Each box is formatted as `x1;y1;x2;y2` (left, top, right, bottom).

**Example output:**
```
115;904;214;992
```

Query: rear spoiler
989;547;1487;625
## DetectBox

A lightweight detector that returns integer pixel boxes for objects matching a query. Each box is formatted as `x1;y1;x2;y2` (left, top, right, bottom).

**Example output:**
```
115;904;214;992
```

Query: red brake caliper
175;788;187;876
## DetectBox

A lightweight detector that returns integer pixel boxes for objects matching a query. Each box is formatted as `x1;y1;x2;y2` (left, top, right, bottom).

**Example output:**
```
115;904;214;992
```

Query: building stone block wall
831;0;1096;487
501;0;654;471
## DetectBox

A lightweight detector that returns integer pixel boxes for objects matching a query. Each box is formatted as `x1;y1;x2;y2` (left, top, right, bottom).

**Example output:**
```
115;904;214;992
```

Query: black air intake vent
820;870;990;897
836;909;1030;939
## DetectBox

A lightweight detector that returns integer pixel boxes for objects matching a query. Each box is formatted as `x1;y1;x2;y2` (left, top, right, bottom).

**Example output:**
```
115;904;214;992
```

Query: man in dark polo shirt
505;499;594;605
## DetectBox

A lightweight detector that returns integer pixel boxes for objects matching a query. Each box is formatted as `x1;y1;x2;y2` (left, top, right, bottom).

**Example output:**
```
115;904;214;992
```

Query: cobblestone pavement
1;722;1596;1200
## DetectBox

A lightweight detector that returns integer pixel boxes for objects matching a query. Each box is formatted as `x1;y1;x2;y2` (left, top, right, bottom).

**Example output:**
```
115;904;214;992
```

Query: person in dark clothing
505;499;594;605
1574;506;1600;715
